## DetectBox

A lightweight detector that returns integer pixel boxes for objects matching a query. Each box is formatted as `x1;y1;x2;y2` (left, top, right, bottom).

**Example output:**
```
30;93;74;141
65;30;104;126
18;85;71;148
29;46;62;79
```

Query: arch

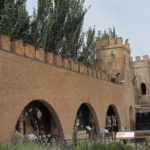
105;104;121;132
15;100;64;142
73;103;100;141
141;82;147;95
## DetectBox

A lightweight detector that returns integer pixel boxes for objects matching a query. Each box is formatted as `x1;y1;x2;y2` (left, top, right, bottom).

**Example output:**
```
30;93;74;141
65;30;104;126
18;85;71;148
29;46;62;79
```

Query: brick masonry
0;35;135;143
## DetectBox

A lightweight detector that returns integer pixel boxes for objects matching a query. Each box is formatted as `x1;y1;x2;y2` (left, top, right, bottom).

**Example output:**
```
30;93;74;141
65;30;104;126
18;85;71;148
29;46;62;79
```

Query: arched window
141;83;147;95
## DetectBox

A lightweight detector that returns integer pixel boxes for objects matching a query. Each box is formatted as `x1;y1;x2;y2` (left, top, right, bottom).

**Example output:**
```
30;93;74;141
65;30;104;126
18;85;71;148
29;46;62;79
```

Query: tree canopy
0;1;119;67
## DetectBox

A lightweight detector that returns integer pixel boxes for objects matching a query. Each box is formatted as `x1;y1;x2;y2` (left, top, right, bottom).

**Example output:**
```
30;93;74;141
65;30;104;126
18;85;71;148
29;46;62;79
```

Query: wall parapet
96;37;130;53
0;35;119;84
134;55;150;63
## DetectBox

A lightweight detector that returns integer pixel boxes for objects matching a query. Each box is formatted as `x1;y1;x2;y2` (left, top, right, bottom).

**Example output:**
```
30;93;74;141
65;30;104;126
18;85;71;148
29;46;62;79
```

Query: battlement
134;55;150;62
0;35;116;83
96;37;130;52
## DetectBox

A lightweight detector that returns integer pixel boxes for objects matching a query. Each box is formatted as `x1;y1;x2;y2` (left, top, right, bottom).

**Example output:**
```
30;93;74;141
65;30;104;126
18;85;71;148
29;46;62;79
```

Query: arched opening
74;103;99;141
141;83;147;95
15;100;64;143
106;105;121;132
136;112;150;130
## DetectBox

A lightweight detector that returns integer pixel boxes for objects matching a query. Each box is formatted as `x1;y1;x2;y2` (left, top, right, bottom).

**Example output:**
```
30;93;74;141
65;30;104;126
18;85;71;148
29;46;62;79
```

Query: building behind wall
96;36;150;131
96;37;133;83
133;56;150;130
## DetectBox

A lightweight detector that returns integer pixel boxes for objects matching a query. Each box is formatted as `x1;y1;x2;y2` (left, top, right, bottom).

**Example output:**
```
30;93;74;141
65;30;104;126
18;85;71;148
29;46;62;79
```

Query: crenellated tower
96;37;133;83
133;55;150;104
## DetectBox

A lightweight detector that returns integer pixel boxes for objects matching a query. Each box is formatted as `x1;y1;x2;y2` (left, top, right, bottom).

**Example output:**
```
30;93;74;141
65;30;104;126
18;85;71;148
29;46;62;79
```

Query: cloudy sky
27;0;150;57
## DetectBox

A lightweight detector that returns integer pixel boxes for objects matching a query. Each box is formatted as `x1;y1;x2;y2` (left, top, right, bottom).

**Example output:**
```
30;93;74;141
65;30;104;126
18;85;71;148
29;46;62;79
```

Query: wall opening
106;105;121;132
74;103;99;141
136;112;150;130
141;83;147;95
15;100;64;143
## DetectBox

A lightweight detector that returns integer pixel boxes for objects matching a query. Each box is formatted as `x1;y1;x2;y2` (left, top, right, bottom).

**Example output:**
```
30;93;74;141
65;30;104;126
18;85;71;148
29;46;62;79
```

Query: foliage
72;142;134;150
1;0;102;63
0;0;30;41
0;0;87;58
30;0;87;59
0;143;46;150
97;27;117;41
79;27;96;66
0;142;134;150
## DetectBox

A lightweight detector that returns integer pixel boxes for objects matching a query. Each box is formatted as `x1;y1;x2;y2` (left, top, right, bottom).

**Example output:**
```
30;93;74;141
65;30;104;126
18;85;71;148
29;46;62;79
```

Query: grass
0;143;47;150
72;142;134;150
0;142;134;150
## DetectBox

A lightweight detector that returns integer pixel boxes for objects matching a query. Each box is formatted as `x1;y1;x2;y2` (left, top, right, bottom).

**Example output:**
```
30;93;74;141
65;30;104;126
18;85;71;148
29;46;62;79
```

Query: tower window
141;83;147;95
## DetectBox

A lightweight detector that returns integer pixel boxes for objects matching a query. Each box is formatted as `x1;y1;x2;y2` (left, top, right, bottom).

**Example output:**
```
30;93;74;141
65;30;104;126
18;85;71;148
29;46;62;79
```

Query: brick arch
105;104;121;131
14;100;64;141
73;102;100;140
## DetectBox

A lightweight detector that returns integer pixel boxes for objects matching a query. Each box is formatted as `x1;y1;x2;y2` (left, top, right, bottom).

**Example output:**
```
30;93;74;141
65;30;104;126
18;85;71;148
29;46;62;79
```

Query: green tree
0;0;5;16
0;0;30;41
61;0;88;59
79;27;96;66
97;27;117;41
31;0;87;57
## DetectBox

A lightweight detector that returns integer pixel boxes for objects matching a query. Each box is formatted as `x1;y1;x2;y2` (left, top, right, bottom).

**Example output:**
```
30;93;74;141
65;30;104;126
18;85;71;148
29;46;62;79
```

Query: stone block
68;59;73;71
88;67;93;76
68;59;73;70
72;61;79;72
0;35;11;51
80;64;88;75
63;58;70;69
101;72;108;80
96;71;99;79
14;40;25;56
109;38;116;45
116;37;123;45
92;70;97;78
24;44;35;59
47;52;54;65
35;48;45;62
56;55;63;67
